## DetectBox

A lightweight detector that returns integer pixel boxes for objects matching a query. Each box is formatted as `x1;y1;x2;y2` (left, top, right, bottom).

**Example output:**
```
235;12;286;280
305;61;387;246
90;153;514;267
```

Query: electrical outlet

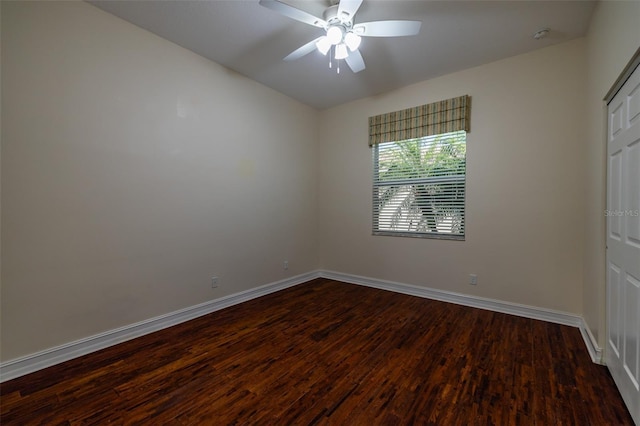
469;274;478;285
211;276;219;288
283;260;289;270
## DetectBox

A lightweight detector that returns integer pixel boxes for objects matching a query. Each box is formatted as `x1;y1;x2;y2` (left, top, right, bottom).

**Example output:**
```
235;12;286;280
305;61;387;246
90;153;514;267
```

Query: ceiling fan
258;0;422;73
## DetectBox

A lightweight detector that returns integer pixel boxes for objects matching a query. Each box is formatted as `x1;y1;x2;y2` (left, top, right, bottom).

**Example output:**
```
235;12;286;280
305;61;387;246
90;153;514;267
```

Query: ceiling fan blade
337;0;363;22
354;20;422;37
259;0;327;28
284;37;324;61
345;49;366;73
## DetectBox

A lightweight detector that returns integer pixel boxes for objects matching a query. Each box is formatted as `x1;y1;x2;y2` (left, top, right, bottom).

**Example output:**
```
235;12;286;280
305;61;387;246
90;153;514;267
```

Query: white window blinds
373;131;466;239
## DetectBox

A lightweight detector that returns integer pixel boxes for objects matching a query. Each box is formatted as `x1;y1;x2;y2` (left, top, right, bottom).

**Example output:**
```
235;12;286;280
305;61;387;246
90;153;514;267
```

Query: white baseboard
579;319;604;364
0;271;321;383
1;269;603;382
319;270;604;363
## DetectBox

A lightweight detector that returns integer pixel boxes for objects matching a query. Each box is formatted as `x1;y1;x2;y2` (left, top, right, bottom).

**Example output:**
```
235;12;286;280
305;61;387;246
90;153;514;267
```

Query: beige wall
0;1;318;361
318;39;587;314
583;0;640;347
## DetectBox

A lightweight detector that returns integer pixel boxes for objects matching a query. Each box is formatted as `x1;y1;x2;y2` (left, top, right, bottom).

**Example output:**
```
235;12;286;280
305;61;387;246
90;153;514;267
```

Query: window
373;131;466;239
369;95;470;240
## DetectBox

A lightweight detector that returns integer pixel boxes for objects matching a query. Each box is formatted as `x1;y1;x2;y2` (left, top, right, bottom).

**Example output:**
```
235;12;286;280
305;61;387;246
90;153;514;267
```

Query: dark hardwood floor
1;278;634;425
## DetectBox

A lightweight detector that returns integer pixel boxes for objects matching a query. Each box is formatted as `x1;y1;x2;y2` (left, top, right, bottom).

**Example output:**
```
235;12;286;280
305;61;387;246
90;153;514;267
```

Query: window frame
372;131;467;241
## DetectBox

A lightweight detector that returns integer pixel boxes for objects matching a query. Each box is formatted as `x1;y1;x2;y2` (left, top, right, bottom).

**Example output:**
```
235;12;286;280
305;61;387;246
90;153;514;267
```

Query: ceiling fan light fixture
326;26;344;45
316;36;331;55
344;32;361;51
335;43;349;60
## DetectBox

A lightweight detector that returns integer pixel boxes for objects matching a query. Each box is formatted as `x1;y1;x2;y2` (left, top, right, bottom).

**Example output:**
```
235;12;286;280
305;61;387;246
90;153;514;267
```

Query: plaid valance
368;95;471;146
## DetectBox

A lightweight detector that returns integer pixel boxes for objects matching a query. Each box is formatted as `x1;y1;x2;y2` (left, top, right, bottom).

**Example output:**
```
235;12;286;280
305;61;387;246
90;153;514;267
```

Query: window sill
372;231;465;241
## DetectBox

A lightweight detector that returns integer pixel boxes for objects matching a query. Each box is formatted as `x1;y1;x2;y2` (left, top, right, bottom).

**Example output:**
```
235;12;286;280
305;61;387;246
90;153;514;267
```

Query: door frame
605;46;640;104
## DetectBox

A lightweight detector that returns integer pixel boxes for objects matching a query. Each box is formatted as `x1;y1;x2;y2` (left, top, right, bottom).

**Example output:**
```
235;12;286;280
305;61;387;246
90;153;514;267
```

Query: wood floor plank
1;278;634;425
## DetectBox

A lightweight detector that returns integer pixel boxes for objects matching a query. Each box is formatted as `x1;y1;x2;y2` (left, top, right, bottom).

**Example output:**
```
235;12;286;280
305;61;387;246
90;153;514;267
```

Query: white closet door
606;62;640;426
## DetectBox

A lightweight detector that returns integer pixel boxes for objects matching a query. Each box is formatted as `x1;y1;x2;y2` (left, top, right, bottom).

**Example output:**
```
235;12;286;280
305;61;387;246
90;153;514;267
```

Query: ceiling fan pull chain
337;60;340;74
329;46;333;69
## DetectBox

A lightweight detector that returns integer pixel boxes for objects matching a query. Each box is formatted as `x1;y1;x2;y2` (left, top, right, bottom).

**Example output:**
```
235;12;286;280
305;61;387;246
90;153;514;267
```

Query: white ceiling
88;0;596;110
